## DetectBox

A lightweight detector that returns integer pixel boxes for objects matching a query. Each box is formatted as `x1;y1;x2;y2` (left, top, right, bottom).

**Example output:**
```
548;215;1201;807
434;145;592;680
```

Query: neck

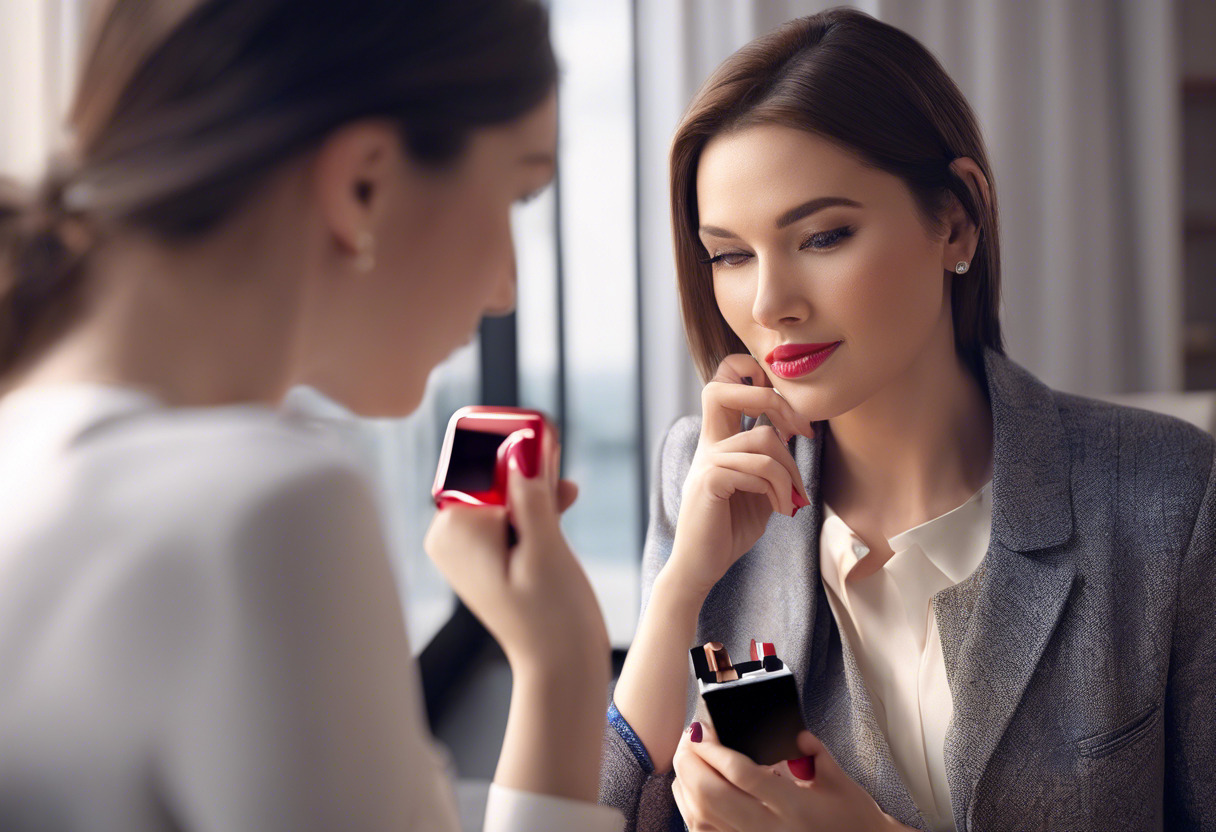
12;212;312;409
821;324;993;543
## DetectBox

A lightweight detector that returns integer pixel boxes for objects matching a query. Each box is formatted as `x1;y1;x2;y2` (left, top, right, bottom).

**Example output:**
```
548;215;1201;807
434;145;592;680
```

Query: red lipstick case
432;406;550;508
690;639;806;765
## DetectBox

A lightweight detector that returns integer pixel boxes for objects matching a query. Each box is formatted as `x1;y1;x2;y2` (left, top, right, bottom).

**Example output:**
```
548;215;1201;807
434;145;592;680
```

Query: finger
713;427;810;505
673;743;746;832
672;780;726;832
701;466;784;516
787;730;832;782
424;503;510;580
701;382;812;445
504;449;561;545
676;738;776;831
671;778;695;829
710;353;771;388
709;452;797;516
541;417;562;489
683;726;790;809
556;479;578;513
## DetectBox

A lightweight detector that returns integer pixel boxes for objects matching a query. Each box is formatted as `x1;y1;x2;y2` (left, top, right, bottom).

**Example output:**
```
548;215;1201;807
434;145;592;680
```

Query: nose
751;255;810;330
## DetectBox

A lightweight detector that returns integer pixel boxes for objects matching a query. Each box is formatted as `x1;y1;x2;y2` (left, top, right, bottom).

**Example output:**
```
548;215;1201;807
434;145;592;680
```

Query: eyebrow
699;196;863;238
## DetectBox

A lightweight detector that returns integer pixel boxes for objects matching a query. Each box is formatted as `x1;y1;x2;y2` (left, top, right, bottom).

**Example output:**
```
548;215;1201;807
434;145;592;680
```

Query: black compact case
691;641;806;766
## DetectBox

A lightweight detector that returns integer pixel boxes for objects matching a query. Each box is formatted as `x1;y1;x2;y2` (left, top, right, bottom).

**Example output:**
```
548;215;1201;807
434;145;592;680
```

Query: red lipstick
765;341;840;379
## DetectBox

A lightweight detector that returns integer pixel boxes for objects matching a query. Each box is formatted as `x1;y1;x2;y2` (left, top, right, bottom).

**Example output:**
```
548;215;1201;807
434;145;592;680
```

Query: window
303;0;644;650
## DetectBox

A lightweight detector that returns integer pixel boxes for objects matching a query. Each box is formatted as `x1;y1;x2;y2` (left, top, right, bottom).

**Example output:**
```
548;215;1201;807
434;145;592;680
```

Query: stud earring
354;230;376;273
954;260;970;274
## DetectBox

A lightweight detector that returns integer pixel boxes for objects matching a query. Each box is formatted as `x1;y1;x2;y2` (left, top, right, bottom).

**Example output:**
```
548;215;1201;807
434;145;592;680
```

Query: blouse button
852;541;870;558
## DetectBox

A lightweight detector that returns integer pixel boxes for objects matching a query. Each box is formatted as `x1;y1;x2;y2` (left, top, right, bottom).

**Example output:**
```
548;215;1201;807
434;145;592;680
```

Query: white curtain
636;0;1182;469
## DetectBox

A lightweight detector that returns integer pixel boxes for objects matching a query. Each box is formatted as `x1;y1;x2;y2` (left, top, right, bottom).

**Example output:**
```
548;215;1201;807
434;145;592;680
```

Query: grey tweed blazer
599;350;1216;831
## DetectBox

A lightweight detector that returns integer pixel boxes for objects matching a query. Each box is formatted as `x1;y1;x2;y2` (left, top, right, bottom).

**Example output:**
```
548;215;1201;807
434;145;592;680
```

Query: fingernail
741;376;754;386
791;487;810;509
508;440;538;479
788;755;814;781
689;721;703;743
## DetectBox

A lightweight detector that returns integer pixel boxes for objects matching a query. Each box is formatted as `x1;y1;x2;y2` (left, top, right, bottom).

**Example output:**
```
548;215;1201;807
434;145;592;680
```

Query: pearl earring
354;230;376;273
954;260;970;274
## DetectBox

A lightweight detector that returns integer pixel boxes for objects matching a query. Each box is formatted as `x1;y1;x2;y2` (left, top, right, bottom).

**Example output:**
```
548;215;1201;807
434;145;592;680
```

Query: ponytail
0;171;96;377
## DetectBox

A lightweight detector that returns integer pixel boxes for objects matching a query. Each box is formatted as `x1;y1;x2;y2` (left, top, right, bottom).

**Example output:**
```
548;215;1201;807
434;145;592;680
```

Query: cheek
712;275;756;336
832;227;944;334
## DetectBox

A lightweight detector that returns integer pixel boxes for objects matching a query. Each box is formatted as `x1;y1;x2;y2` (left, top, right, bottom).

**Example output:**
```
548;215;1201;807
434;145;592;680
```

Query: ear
943;157;992;272
311;121;400;257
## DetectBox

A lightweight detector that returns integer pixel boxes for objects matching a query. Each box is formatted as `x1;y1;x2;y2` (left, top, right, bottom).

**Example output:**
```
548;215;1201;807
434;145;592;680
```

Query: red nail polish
689;721;703;743
507;437;539;479
791;487;809;509
788;755;815;781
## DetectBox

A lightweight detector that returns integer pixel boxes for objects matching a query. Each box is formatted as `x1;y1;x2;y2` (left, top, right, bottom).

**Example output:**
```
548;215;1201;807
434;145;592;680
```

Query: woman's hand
424;428;608;677
666;354;813;599
671;721;913;832
424;428;611;803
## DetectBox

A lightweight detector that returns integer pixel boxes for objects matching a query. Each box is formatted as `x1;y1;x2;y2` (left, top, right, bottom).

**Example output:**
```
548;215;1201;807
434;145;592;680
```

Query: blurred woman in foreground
0;1;619;829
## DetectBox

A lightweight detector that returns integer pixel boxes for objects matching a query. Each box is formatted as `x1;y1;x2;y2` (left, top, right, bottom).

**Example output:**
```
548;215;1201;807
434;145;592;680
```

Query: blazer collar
982;348;1074;552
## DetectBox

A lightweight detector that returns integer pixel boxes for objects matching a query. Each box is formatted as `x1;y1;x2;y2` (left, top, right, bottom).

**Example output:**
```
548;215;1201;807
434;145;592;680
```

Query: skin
614;124;993;830
10;92;613;805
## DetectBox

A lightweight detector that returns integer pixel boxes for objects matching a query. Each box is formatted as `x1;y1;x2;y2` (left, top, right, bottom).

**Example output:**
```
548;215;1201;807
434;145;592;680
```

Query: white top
819;482;992;832
0;385;621;832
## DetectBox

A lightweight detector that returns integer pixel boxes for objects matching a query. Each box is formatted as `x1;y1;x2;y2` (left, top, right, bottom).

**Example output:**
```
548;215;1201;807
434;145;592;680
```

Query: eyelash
700;225;856;267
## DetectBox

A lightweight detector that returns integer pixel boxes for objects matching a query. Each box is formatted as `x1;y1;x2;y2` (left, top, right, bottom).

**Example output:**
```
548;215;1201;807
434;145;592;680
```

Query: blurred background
2;0;1214;820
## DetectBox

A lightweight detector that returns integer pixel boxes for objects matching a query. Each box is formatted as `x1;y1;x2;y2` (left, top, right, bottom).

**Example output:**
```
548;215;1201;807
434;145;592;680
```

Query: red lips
764;342;841;380
765;342;837;363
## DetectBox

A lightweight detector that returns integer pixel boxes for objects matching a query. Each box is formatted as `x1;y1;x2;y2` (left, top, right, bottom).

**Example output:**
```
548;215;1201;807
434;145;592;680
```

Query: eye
700;251;753;268
799;226;855;251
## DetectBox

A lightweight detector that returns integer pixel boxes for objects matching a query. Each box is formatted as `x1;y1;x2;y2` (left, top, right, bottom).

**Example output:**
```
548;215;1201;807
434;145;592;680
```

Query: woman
602;9;1214;832
0;1;620;830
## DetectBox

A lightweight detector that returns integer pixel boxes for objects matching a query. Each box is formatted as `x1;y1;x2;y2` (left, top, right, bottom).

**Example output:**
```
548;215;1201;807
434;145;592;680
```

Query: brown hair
0;0;557;377
671;7;1003;383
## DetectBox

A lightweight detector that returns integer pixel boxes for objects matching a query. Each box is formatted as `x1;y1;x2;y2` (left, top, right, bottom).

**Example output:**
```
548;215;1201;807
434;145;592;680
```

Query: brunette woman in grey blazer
600;9;1214;832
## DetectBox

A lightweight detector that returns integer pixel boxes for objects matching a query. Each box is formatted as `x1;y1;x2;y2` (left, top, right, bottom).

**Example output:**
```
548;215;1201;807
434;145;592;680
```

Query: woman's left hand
670;721;915;832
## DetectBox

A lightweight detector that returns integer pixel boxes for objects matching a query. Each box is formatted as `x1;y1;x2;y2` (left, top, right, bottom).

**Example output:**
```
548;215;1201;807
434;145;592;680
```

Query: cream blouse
819;482;992;832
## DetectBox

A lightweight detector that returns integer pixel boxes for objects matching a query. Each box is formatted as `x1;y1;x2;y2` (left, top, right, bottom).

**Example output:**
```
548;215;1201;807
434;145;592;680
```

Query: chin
772;380;857;425
309;373;428;420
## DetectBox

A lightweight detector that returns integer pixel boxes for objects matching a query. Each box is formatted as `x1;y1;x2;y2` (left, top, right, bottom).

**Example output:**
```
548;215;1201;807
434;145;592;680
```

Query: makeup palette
690;639;806;765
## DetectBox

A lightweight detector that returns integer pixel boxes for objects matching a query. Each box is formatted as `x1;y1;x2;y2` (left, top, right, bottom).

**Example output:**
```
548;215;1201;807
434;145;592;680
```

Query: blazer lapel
935;351;1078;831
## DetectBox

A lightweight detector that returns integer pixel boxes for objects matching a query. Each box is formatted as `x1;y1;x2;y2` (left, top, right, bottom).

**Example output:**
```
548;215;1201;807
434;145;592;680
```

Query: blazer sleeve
599;416;700;832
1164;442;1216;829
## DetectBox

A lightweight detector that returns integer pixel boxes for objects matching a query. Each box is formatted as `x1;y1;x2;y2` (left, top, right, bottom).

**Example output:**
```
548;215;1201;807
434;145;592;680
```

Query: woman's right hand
667;354;813;599
423;429;608;678
424;430;611;803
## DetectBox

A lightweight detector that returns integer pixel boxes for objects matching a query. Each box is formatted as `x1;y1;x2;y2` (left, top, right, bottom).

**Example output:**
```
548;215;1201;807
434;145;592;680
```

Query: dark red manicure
791;487;810;510
689;721;703;743
507;439;538;479
788;755;814;780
